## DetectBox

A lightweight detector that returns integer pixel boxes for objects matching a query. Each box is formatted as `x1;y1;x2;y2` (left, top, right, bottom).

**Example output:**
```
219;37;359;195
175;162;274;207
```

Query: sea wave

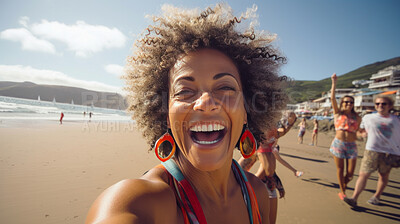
0;96;130;121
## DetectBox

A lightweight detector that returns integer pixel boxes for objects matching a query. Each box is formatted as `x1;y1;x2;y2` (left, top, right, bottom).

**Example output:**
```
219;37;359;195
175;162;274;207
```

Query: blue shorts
298;129;305;137
329;138;358;159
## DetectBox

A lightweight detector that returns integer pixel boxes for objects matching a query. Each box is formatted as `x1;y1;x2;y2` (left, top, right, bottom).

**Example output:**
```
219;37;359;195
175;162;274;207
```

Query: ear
244;113;248;125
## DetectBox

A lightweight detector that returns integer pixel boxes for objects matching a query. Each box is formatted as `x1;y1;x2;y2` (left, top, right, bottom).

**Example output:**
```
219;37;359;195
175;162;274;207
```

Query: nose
193;92;220;112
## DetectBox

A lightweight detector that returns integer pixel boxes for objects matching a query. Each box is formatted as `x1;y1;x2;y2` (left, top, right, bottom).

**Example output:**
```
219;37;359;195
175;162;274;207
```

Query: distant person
84;111;86;117
89;112;92;122
330;73;361;201
344;95;400;207
297;118;307;144
310;119;318;146
60;112;64;124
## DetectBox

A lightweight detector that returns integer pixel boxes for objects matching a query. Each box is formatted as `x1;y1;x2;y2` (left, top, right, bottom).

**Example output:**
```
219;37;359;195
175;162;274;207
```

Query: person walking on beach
59;112;64;124
239;111;303;224
298;118;306;144
310;119;318;146
344;95;400;207
329;73;361;201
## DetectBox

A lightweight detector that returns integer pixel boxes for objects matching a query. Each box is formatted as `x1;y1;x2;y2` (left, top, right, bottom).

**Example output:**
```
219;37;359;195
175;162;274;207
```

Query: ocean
0;96;132;123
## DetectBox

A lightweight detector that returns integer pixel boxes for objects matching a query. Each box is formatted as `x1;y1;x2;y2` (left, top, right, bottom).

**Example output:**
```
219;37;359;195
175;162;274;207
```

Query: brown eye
173;89;195;99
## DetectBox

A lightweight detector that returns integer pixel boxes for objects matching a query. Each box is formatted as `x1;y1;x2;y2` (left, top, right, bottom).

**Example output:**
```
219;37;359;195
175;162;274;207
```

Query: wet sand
0;120;398;223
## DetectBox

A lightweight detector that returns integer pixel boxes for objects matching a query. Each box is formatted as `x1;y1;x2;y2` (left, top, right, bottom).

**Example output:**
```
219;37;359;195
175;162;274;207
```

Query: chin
186;145;233;172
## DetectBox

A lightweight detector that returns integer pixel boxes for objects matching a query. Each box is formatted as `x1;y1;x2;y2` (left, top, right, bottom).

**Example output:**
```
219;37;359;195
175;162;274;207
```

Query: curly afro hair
124;3;288;154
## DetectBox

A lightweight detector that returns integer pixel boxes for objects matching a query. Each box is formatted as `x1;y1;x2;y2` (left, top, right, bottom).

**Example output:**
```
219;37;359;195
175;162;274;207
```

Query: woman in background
239;111;302;224
330;73;361;201
297;118;306;144
310;119;318;146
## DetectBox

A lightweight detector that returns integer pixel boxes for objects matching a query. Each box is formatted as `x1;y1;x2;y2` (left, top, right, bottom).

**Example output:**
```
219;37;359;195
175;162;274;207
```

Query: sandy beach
0;120;399;224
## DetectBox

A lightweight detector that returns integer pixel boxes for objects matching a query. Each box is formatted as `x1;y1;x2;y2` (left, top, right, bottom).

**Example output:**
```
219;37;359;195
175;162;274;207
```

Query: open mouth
189;123;226;145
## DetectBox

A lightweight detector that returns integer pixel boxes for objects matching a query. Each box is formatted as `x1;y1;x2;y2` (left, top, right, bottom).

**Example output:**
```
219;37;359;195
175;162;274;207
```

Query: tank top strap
160;159;261;224
232;159;261;224
162;160;207;224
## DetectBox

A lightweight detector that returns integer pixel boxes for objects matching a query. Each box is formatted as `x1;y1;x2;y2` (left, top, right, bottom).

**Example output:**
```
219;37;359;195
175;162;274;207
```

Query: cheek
168;100;195;139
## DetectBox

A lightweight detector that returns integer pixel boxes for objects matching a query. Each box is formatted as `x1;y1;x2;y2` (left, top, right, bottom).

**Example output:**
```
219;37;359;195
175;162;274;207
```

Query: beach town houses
367;65;400;111
287;65;400;116
368;65;400;91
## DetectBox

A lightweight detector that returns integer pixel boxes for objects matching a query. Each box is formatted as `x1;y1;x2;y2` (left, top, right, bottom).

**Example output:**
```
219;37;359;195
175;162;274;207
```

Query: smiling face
341;97;354;112
375;97;391;116
168;49;246;171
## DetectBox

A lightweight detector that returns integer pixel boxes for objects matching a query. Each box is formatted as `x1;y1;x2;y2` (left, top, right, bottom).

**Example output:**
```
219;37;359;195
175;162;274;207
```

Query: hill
286;56;400;103
0;81;127;110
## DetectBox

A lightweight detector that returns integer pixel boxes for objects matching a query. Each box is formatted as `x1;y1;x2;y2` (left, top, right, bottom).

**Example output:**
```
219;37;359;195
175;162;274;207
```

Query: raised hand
331;73;337;83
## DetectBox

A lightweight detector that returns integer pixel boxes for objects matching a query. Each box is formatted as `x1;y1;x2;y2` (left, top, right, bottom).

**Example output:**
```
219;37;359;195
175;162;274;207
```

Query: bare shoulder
85;167;178;224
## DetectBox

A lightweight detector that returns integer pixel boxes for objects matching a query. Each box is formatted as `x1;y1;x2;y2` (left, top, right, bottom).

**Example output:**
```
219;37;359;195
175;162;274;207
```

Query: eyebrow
213;73;237;80
175;73;238;83
176;76;195;82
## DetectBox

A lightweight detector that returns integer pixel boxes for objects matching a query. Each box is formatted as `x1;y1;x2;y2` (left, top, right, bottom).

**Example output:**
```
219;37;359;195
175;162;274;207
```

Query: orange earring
154;130;176;162
239;125;257;159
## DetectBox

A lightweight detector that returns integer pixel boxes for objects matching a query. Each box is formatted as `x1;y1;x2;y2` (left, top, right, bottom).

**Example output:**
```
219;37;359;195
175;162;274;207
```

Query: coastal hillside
0;81;127;110
287;56;400;103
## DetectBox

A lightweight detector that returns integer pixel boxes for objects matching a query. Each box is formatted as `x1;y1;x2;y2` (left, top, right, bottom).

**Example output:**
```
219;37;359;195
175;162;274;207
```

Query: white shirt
360;113;400;156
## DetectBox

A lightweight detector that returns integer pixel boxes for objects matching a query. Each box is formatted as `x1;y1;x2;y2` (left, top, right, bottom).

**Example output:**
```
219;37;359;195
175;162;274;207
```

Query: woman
330;73;361;200
239;112;302;224
86;4;287;224
310;119;318;146
297;118;307;144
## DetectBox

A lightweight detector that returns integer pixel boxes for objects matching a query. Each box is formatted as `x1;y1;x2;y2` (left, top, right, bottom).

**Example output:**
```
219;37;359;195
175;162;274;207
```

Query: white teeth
189;123;225;132
196;139;219;144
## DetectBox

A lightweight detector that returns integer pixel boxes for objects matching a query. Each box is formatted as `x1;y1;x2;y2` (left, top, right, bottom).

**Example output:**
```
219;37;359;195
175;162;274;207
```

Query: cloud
31;20;127;57
0;65;122;93
19;16;30;28
0;28;56;54
1;17;127;57
104;64;124;77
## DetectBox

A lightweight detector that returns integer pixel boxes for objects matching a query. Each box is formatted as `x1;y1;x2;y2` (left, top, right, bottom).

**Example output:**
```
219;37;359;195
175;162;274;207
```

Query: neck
341;109;353;116
378;111;390;117
174;155;236;205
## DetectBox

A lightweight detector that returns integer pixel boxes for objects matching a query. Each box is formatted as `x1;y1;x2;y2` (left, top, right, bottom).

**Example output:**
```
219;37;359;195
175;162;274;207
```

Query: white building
368;65;400;90
286;104;299;111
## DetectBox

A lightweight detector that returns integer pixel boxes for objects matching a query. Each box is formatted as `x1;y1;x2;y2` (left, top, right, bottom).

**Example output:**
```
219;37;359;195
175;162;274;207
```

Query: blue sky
0;0;399;93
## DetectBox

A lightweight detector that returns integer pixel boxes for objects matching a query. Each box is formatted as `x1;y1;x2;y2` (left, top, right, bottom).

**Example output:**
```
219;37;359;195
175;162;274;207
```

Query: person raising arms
238;111;303;224
329;73;361;201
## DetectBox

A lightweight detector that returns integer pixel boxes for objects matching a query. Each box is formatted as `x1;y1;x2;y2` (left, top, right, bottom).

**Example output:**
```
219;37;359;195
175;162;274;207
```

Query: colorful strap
162;160;207;224
160;159;261;224
232;159;261;224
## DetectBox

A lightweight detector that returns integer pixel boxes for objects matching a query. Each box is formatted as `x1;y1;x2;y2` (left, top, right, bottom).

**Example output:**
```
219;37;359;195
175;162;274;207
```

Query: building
286;104;299;111
368;65;400;90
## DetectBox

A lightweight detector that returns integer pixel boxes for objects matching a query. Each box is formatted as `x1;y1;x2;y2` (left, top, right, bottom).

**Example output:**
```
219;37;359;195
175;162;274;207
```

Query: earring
239;125;257;159
154;130;176;162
